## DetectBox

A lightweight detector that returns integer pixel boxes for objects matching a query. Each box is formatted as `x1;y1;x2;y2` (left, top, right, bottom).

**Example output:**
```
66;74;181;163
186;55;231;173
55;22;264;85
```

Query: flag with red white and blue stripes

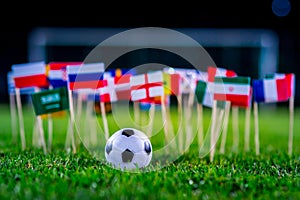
66;62;105;90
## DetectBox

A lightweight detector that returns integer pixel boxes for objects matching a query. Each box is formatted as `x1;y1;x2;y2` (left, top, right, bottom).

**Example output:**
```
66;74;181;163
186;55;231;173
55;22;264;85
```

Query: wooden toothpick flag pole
287;73;295;156
67;89;77;154
133;101;140;126
231;106;239;152
210;100;217;162
146;103;156;136
219;101;231;154
15;88;26;150
195;79;214;153
253;102;260;155
244;106;251;152
288;96;294;156
100;101;109;140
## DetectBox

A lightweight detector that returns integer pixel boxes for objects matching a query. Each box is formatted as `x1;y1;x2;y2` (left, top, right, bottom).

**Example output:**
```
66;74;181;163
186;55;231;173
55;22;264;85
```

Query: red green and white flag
213;76;252;108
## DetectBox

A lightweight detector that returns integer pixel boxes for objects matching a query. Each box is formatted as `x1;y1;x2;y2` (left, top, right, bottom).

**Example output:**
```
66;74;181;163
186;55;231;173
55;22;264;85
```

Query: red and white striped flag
130;71;164;102
12;61;49;89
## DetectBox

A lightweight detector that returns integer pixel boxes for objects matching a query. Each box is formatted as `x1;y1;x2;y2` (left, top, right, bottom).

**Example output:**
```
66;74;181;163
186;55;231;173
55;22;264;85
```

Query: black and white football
105;128;152;170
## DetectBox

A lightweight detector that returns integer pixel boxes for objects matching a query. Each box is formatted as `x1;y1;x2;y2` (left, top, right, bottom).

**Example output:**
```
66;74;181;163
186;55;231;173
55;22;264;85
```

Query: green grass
0;102;300;199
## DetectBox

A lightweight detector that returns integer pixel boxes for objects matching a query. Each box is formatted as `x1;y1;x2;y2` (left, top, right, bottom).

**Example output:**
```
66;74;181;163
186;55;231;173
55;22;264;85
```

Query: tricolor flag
253;77;289;103
213;76;252;107
265;73;295;98
12;61;49;89
207;66;237;82
195;80;213;108
47;62;82;88
163;72;181;96
130;71;164;102
66;62;105;90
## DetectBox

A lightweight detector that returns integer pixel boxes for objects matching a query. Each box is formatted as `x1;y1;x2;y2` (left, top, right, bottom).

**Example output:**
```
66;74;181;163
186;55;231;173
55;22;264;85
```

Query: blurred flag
207;66;237;82
130;71;164;101
47;62;82;88
66;62;105;90
115;74;132;100
99;78;117;102
195;80;213;108
7;71;36;94
163;72;181;96
173;68;198;94
213;76;252;107
109;68;136;78
12;61;49;89
30;87;69;116
253;77;289;103
265;73;295;98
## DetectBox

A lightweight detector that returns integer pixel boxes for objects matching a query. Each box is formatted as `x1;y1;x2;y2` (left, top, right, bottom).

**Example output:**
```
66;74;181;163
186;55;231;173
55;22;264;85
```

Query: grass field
0;101;300;199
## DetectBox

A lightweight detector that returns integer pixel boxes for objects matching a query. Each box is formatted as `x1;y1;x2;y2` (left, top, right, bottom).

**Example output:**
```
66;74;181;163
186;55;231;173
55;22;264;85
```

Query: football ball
105;128;152;170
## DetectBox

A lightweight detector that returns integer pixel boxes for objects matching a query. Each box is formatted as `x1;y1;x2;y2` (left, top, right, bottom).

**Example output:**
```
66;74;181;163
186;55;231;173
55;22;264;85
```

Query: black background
0;1;299;105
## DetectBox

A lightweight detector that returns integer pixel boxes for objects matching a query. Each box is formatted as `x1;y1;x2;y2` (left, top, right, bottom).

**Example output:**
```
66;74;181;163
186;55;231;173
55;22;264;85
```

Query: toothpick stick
32;119;40;147
161;95;170;145
165;101;175;141
253;102;260;155
67;90;77;154
47;85;54;152
75;92;83;146
15;88;26;150
244;106;251;152
219;101;231;154
197;103;204;149
288;96;294;156
177;93;184;153
133;101;140;127
100;101;109;140
232;106;239;152
47;113;53;152
36;115;47;154
146;103;156;137
9;92;18;144
210;100;217;162
185;91;195;150
210;103;225;162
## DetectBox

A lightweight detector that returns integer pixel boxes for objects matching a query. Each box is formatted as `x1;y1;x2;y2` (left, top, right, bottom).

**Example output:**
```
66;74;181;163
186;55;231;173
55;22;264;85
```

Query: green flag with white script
31;87;69;116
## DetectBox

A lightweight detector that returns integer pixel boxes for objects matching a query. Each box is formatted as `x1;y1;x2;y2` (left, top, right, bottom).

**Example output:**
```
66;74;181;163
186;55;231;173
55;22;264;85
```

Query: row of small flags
7;61;296;159
9;61;295;107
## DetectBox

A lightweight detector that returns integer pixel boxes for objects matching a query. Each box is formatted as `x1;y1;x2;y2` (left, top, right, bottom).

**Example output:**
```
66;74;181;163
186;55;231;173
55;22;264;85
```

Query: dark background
0;1;299;105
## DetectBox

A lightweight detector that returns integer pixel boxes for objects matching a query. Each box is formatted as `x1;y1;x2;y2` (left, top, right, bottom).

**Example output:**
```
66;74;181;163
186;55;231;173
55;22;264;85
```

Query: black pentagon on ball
121;129;135;137
105;140;113;155
144;141;151;155
122;149;134;162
